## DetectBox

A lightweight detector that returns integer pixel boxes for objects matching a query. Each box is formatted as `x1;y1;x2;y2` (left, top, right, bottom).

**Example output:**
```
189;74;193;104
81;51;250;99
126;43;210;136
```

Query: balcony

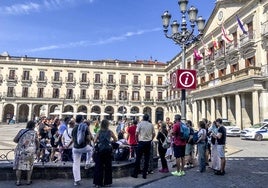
36;76;48;84
51;77;63;85
79;78;90;86
106;80;116;87
144;81;153;88
119;80;129;87
93;79;103;87
226;42;239;55
21;76;32;84
261;20;268;37
214;48;225;61
6;75;18;83
143;98;154;105
155;98;166;104
65;77;76;86
156;82;167;88
132;80;141;88
240;31;255;48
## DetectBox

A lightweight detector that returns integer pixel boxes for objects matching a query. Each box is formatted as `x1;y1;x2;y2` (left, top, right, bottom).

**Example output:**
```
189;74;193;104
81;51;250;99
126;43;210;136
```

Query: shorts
173;145;186;158
217;145;225;158
185;144;194;156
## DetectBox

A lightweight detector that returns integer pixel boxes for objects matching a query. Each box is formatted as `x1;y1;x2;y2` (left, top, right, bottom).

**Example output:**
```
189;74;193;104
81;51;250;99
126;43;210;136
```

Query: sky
0;0;215;63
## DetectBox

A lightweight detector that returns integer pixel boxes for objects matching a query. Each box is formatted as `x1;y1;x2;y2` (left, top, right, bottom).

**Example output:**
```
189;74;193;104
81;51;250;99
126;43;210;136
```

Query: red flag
221;25;232;43
212;36;219;50
193;49;203;61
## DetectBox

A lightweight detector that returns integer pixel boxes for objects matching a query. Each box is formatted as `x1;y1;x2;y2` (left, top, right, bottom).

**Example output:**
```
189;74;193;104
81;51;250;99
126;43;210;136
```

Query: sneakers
159;168;169;173
74;181;80;186
189;164;194;168
171;170;185;176
184;164;190;168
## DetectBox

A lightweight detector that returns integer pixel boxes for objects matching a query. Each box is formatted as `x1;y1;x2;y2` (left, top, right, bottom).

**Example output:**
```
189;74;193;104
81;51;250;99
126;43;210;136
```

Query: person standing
131;114;155;179
126;119;138;159
156;122;169;173
196;121;207;173
212;118;227;175
184;120;195;168
93;119;117;187
171;114;187;176
13;121;39;186
66;115;93;186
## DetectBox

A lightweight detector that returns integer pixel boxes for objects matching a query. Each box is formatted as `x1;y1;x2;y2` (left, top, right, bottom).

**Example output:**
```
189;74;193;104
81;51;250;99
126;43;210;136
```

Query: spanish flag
212;36;219;50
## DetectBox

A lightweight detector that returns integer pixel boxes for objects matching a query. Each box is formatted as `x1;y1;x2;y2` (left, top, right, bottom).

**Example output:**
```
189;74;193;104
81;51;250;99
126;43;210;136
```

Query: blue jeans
197;142;206;172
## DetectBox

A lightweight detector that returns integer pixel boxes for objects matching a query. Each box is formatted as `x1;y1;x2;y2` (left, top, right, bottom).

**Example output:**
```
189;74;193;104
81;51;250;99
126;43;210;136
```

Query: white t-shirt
62;127;73;147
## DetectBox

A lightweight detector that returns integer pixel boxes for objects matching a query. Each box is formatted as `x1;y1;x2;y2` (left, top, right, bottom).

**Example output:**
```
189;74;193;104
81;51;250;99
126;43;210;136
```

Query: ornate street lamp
161;0;205;121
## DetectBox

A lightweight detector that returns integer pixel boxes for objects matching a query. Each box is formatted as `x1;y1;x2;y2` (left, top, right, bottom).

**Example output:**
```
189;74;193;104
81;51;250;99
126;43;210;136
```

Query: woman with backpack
93;119;117;187
156;122;169;173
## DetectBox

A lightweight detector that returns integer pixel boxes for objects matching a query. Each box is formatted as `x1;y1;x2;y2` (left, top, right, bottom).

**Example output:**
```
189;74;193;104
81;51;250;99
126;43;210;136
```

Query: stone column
235;93;242;129
0;103;3;122
28;104;33;121
211;98;215;121
222;96;227;119
252;90;260;124
192;100;198;129
201;99;206;120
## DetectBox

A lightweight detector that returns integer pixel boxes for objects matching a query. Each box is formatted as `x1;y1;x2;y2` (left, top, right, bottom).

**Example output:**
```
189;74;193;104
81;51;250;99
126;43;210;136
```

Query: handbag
160;132;171;149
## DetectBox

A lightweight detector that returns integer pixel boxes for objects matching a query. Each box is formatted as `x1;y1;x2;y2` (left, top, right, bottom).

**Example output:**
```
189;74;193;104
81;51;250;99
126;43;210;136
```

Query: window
95;74;100;83
187;61;191;69
37;88;44;98
231;64;239;73
218;68;226;77
108;75;113;83
81;73;87;82
54;72;60;81
209;73;215;81
22;87;28;97
145;91;151;100
119;91;127;100
7;87;14;97
245;56;255;67
39;71;45;81
94;90;100;100
232;32;238;47
80;89;86;99
157;77;162;85
107;90;113;100
9;70;15;80
121;75;126;84
157;92;163;100
133;75;139;84
22;71;30;80
53;88;60;98
201;76;206;84
66;89;73;99
67;73;73;82
247;21;253;38
132;91;139;101
145;76;151;85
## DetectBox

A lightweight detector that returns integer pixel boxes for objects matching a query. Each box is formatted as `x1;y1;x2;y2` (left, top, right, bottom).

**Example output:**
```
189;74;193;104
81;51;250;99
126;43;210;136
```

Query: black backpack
97;130;113;153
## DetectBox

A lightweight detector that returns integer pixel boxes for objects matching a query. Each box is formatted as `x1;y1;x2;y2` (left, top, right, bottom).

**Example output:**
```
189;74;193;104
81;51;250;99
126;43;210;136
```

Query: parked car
240;122;268;141
222;119;241;136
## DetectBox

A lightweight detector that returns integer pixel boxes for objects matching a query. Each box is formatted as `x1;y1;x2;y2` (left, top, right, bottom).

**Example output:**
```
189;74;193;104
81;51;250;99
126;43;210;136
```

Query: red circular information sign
170;69;197;90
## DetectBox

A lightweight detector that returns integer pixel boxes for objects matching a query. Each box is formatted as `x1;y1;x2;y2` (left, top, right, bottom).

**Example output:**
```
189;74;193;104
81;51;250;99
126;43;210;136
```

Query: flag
212;36;219;50
236;15;248;35
201;40;212;56
193;49;203;61
221;25;232;43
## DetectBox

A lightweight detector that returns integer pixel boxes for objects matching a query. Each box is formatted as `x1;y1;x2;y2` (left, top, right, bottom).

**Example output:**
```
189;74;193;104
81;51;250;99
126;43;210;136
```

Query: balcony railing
51;77;63;84
119;80;129;86
79;78;90;86
6;75;18;83
214;48;225;61
65;77;76;85
36;76;48;84
226;42;239;55
106;80;116;86
93;79;103;86
144;81;153;87
240;31;255;48
21;76;32;84
132;80;141;87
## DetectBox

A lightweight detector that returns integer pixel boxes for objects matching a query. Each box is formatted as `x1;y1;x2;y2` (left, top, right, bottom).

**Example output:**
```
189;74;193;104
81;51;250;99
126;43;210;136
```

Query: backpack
98;130;113;153
180;122;190;140
192;131;199;143
160;132;171;149
77;123;87;145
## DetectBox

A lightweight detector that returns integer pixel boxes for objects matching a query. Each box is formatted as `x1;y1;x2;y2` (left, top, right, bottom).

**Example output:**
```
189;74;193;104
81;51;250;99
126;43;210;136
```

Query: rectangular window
67;72;73;82
209;73;215;81
81;73;87;82
94;90;100;99
145;91;150;100
158;92;163;100
133;75;139;84
53;88;59;98
7;87;14;97
157;77;162;85
231;64;239;73
108;75;113;83
9;70;15;80
22;87;28;97
37;88;44;98
80;89;86;99
201;76;206;84
54;72;60;81
67;89;73;99
107;90;113;100
39;71;45;81
95;74;100;83
245;56;255;67
233;32;238;47
121;75;126;84
145;76;151;85
218;68;226;77
132;91;139;101
22;71;30;80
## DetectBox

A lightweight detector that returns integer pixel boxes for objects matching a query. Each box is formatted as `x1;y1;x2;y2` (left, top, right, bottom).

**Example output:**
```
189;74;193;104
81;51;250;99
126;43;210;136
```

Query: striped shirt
136;121;155;142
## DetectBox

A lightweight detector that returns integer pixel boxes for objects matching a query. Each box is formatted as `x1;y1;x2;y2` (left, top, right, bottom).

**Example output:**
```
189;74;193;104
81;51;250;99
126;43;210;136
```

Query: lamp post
161;0;205;121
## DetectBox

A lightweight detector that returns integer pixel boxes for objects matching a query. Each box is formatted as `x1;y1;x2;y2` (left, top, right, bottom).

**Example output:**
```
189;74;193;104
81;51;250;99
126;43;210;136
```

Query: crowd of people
12;114;226;186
